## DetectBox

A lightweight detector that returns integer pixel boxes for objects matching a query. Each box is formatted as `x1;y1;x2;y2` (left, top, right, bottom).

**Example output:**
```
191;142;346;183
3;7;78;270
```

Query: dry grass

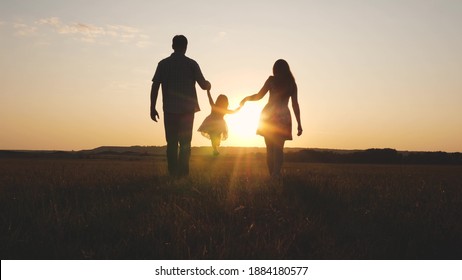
1;156;462;259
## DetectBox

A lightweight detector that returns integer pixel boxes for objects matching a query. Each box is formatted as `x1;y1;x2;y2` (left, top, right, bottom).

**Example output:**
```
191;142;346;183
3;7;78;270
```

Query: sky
1;0;461;152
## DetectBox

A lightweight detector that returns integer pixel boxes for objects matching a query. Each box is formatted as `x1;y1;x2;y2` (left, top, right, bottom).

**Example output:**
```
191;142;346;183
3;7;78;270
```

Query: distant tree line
2;147;461;165
285;148;462;165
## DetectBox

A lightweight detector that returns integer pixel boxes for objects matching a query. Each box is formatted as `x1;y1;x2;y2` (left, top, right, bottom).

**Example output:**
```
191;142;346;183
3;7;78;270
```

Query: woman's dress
256;76;293;141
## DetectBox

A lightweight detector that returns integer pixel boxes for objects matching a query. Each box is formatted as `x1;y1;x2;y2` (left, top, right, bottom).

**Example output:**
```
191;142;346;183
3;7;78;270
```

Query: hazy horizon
2;144;459;154
1;0;461;152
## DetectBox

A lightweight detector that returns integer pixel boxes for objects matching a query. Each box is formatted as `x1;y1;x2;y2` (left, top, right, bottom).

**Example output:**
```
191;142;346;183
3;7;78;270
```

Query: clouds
9;17;152;47
13;22;38;36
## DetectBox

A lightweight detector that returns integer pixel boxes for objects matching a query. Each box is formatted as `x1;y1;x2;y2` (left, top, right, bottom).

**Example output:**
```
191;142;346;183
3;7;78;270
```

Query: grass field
1;154;461;259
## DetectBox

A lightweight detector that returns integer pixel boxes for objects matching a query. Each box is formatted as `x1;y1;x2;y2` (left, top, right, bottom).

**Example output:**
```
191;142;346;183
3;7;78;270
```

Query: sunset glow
225;102;264;147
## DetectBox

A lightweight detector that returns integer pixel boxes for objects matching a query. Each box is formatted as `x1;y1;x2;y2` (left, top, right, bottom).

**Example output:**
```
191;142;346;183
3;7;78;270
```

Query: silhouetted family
150;35;302;178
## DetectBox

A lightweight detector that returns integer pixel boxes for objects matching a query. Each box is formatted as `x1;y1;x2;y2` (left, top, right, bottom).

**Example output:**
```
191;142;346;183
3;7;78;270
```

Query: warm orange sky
1;1;461;152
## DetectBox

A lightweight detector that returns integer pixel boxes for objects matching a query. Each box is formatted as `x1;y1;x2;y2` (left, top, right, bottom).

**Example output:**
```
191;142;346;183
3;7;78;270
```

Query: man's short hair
172;35;188;51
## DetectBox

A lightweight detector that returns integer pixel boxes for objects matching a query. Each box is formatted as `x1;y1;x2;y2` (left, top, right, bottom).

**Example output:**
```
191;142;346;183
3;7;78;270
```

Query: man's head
172;35;188;54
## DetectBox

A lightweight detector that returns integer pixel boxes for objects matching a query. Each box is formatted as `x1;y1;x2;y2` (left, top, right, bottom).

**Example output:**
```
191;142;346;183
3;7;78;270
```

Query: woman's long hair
272;59;296;91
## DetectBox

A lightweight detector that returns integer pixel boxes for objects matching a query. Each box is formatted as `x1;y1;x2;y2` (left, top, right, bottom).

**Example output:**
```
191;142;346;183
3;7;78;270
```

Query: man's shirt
152;52;207;113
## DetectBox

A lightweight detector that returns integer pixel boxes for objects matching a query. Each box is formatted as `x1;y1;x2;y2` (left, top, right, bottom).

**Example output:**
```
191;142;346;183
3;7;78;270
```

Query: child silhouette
198;90;241;156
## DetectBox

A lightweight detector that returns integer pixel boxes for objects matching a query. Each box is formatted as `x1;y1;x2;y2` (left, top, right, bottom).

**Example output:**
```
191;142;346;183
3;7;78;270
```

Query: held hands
204;81;211;91
234;104;243;113
239;97;249;107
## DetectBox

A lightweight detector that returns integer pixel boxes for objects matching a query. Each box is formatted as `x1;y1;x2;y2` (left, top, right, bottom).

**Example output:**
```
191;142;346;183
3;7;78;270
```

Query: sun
225;102;264;146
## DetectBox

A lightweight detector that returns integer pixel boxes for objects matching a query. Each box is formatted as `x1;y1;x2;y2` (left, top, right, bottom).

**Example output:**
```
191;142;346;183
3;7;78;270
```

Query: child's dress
198;106;229;140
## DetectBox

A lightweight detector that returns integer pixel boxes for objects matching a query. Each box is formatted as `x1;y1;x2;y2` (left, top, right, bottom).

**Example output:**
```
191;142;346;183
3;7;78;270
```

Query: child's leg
211;134;220;155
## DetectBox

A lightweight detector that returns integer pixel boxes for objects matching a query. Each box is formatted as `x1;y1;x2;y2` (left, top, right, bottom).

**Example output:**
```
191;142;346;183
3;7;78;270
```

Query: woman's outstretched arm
240;77;271;106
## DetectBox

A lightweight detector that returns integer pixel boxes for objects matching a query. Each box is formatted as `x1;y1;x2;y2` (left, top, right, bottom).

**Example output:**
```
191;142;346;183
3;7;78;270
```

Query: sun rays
226;102;264;146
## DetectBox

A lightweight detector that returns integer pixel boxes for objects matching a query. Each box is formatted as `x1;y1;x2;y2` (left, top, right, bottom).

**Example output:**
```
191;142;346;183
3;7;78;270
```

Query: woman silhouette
240;59;302;177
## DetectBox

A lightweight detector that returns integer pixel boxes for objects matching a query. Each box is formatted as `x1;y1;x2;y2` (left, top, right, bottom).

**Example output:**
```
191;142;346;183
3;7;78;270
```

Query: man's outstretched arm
193;61;211;91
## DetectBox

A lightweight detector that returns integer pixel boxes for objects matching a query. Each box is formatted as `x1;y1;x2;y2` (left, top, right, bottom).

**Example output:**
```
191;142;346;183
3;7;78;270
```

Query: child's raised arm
225;105;242;115
206;90;214;106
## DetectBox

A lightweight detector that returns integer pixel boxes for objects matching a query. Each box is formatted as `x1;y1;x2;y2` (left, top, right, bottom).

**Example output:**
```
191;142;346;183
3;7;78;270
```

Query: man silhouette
150;35;211;177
